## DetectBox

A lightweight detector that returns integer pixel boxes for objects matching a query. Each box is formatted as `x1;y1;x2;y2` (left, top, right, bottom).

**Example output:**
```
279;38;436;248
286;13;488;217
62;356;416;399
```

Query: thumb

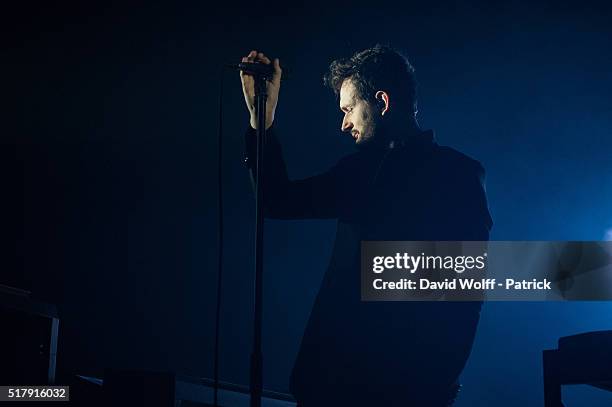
272;58;282;86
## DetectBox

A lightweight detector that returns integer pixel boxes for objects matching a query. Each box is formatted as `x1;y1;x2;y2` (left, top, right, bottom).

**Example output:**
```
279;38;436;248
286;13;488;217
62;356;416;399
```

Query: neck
382;119;422;148
357;118;423;152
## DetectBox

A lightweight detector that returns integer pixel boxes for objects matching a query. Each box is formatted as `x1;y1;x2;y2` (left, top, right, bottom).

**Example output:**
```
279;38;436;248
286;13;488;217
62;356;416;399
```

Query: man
240;45;493;406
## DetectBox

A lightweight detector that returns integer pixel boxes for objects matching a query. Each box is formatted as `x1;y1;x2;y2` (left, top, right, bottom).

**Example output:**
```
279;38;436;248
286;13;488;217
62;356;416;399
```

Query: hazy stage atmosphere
11;1;612;405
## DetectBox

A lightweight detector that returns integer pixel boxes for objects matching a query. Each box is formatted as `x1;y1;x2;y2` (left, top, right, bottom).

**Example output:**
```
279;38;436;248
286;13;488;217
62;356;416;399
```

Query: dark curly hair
324;44;417;115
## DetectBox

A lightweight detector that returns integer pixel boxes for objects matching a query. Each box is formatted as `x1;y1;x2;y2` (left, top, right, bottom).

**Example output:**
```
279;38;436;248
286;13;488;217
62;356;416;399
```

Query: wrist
249;114;275;130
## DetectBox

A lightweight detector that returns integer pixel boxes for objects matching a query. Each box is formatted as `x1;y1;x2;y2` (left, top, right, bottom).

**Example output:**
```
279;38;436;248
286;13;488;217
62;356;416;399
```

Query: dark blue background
11;1;612;405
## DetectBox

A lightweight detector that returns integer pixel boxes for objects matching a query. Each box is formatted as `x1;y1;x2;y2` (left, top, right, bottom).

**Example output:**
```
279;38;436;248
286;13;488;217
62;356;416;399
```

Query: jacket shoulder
433;145;486;182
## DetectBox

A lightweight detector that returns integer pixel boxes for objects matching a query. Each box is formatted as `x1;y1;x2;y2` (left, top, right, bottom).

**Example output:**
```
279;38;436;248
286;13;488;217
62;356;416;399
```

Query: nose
341;114;353;132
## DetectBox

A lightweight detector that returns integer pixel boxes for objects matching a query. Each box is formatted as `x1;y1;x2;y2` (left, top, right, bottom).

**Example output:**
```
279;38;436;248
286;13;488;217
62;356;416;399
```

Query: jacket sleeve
244;125;342;219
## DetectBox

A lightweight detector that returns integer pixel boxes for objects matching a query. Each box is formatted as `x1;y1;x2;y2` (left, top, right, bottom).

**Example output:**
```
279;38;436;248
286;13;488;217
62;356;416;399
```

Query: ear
375;91;390;116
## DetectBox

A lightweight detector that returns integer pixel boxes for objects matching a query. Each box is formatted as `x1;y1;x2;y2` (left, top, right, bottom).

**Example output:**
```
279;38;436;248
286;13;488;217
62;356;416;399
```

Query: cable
213;67;225;407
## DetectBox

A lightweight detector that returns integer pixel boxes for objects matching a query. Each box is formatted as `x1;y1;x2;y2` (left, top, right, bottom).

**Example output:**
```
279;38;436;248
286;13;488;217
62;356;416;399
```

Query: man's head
324;45;418;147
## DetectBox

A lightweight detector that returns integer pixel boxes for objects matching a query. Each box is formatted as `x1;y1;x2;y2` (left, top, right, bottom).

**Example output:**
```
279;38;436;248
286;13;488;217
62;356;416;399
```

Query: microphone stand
250;72;269;407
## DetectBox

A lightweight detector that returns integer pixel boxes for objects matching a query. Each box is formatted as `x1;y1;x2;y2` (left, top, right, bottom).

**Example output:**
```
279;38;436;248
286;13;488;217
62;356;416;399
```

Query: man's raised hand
239;50;282;130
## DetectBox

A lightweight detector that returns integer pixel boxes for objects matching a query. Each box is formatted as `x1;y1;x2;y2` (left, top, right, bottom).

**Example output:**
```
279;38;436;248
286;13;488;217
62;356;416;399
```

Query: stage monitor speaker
0;284;59;385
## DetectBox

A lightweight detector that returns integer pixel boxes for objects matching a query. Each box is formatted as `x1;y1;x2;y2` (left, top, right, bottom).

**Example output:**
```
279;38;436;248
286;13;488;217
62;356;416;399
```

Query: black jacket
245;126;493;406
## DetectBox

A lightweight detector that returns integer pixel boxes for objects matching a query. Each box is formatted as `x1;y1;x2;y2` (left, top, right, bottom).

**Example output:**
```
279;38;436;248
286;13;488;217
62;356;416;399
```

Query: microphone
226;62;287;79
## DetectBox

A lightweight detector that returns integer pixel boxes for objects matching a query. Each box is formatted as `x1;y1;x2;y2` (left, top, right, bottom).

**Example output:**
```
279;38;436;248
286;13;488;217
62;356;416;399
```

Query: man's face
339;79;379;146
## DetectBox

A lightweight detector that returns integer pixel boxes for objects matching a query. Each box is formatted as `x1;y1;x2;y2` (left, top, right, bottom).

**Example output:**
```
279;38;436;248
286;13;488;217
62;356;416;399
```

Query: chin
354;132;368;145
355;136;373;149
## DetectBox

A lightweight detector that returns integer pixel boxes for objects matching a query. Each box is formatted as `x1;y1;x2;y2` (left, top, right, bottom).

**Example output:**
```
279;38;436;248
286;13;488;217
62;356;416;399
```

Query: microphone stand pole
250;72;269;407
